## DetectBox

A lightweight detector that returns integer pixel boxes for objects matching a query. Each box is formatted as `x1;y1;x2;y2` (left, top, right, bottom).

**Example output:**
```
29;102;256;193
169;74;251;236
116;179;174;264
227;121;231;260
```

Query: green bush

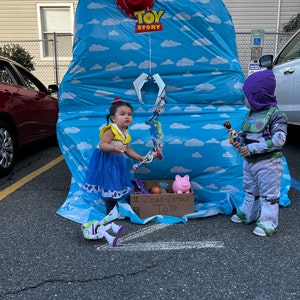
283;13;300;32
0;43;35;71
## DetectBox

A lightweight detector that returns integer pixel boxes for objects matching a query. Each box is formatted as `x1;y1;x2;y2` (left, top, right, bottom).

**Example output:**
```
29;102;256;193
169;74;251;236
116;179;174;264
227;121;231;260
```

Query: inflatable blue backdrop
56;0;291;224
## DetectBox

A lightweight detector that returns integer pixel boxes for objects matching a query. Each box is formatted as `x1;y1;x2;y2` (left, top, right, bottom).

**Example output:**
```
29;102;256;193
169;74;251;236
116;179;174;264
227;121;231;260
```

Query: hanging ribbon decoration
115;0;165;170
132;94;166;170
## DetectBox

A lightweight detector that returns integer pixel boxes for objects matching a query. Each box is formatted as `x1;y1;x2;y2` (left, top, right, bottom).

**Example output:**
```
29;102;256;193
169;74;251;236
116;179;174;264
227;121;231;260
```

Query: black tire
0;120;16;177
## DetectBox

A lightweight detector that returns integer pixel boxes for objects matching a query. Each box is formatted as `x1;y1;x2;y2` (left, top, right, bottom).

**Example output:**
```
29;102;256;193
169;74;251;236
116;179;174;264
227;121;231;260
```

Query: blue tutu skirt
83;148;133;200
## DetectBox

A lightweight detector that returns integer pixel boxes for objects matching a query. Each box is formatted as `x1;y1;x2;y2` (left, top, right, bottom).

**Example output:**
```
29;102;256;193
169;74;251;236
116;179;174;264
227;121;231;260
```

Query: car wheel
0;120;16;177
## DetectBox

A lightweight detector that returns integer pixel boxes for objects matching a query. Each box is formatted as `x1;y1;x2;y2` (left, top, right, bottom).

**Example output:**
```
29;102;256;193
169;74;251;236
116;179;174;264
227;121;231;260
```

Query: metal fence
0;33;73;87
0;32;295;87
236;32;294;74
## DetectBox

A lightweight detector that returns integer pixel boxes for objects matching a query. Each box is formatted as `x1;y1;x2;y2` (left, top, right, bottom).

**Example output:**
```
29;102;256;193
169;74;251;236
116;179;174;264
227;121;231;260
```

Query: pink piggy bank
172;175;191;194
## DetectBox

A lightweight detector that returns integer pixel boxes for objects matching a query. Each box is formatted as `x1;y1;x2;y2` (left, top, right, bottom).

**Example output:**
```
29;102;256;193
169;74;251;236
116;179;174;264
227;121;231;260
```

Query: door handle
284;68;295;75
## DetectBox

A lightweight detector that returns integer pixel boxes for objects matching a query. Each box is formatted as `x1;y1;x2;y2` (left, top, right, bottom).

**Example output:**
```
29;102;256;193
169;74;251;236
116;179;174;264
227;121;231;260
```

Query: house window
37;4;74;58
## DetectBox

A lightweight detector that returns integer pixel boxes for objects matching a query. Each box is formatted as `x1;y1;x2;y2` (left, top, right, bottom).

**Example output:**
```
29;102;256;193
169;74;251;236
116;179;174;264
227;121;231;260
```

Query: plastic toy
172;175;191;194
223;121;244;147
81;220;124;247
146;97;167;125
132;138;163;170
132;178;150;194
158;181;168;193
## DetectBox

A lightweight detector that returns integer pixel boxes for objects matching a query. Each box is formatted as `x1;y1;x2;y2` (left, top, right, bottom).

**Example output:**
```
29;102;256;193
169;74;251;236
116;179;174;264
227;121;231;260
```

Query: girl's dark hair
106;100;133;124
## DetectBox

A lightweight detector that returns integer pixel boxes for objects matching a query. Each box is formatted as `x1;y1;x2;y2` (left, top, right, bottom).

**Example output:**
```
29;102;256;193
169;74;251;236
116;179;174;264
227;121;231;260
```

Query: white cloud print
195;83;215;91
174;12;191;21
223;151;234;158
176;58;194;67
102;18;120;26
193;38;212;46
203;166;226;173
161;59;174;65
192;152;203;158
169;139;182;144
206;138;219;144
170;166;191;173
185;138;204;146
130;123;150;130
89;44;109;52
202;124;223;130
94;89;114;97
139;60;157;69
121;43;142;50
170;123;190;129
105;62;123;71
220;185;240;193
64;127;80;134
87;2;106;9
205;15;221;24
161;40;181;47
60;92;76;101
77;142;93;150
70;65;86;74
88;19;100;25
210;56;228;64
109;30;119;36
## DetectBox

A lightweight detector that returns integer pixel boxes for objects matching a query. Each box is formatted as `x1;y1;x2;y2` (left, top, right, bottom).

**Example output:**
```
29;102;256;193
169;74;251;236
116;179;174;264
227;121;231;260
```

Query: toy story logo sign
134;9;164;33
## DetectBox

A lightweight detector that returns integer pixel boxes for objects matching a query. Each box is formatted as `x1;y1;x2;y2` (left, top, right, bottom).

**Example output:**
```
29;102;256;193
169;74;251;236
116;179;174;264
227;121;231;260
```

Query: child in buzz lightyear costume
230;69;288;237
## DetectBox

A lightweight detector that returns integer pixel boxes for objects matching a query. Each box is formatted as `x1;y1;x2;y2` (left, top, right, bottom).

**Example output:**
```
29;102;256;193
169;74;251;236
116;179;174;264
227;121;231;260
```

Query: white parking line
96;223;224;251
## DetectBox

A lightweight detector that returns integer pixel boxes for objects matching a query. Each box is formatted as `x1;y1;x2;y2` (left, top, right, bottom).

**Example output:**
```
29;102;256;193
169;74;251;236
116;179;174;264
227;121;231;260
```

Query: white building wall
223;0;300;32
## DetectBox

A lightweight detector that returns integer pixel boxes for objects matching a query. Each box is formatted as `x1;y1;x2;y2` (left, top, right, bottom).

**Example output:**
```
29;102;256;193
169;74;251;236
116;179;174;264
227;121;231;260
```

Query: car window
14;65;48;93
0;63;14;84
15;66;40;91
276;32;300;65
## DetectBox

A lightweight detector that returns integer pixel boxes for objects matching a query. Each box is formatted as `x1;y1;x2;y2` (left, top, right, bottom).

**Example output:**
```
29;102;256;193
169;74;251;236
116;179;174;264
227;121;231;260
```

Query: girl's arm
125;144;144;161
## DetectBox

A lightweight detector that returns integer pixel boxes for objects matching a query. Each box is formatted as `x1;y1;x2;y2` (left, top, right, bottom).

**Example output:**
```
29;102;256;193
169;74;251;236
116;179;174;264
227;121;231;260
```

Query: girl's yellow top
100;123;131;144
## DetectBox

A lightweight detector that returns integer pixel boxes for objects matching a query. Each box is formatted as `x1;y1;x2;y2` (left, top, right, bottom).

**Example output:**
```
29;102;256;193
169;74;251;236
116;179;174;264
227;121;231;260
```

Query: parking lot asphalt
0;131;300;300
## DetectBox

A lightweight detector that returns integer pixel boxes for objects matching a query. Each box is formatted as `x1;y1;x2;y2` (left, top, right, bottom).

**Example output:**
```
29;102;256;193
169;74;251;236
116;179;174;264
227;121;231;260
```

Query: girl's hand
114;145;127;153
138;155;144;161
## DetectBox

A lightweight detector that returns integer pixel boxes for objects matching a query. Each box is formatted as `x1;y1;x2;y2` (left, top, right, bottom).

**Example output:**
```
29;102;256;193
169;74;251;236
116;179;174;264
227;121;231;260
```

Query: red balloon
116;0;154;18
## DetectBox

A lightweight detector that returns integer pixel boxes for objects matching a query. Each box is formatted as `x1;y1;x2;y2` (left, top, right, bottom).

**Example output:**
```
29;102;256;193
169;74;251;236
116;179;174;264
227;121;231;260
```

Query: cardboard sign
130;180;194;218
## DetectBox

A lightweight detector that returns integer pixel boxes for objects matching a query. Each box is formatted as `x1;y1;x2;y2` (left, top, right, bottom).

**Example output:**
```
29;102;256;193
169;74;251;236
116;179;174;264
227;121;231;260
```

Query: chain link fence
0;33;73;87
236;32;294;74
0;32;295;87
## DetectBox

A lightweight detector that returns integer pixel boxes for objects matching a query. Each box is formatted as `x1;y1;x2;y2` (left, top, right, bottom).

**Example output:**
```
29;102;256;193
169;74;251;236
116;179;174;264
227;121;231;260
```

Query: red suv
0;55;58;177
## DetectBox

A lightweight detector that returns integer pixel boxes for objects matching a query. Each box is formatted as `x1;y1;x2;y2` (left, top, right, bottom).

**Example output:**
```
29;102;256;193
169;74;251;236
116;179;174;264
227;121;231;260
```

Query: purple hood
243;69;277;111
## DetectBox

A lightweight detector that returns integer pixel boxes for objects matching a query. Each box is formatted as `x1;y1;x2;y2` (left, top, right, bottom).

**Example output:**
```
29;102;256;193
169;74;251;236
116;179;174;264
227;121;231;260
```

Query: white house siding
0;0;77;86
223;0;300;32
0;1;299;82
0;1;77;40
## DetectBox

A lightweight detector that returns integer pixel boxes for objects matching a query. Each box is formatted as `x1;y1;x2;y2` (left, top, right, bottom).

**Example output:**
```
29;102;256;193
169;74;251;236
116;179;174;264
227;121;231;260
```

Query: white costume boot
231;193;260;224
253;198;279;237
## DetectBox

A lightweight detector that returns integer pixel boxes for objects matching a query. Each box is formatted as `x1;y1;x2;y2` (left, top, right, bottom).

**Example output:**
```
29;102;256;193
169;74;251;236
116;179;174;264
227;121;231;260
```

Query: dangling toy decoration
132;77;166;170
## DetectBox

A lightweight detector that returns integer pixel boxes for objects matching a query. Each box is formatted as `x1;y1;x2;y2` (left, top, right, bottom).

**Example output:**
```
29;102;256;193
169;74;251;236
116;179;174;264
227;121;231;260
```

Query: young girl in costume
230;69;287;237
83;97;144;214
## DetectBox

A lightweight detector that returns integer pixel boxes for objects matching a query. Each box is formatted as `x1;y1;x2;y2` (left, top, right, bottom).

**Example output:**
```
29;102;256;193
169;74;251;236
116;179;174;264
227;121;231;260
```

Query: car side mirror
48;84;59;93
259;55;273;69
